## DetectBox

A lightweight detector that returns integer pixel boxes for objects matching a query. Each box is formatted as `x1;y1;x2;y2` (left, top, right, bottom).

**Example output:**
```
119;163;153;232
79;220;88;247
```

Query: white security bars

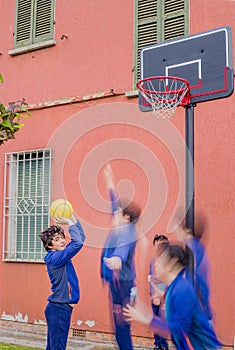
3;149;52;262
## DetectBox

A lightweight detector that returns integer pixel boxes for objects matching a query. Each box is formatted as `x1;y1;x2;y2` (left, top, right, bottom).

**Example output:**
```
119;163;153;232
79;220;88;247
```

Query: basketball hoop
137;76;190;119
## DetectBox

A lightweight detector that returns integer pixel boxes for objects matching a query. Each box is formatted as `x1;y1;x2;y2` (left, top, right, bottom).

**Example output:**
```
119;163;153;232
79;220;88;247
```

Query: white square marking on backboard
166;59;202;80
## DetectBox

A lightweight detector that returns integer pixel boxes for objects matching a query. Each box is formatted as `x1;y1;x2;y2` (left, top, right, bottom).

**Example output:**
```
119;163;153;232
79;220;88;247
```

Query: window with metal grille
134;0;189;85
10;0;55;54
3;149;52;262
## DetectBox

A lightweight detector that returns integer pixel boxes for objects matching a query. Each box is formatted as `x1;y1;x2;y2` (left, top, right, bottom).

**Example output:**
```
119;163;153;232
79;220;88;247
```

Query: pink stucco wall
0;1;134;104
0;0;234;346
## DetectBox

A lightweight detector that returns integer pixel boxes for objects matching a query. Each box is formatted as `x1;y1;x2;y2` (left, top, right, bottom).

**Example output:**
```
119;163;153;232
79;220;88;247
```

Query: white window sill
125;90;138;98
8;39;56;56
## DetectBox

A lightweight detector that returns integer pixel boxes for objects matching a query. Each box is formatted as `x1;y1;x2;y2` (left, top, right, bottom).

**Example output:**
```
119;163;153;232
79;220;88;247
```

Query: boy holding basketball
40;214;86;350
100;163;141;350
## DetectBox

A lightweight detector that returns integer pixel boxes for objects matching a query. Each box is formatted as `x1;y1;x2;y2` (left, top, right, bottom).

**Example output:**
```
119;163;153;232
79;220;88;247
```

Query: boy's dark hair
122;202;141;224
39;225;65;251
153;234;168;245
160;242;190;267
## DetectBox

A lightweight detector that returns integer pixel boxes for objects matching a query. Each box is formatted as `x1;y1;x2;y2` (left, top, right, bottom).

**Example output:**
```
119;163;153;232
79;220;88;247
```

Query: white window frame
2;148;52;262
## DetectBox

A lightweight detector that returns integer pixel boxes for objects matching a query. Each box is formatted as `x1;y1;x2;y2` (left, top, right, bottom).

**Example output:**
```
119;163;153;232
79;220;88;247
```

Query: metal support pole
185;103;196;284
185;104;195;233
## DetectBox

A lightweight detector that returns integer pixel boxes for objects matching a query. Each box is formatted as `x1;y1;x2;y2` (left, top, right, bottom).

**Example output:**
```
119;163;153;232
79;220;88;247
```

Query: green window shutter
14;0;33;48
134;0;189;84
14;0;54;49
135;0;158;83
162;0;189;41
33;0;55;43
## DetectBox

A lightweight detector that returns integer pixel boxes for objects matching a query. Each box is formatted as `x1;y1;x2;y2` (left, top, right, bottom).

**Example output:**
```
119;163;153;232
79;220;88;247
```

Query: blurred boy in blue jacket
173;221;213;321
100;163;141;350
124;243;222;350
148;234;169;350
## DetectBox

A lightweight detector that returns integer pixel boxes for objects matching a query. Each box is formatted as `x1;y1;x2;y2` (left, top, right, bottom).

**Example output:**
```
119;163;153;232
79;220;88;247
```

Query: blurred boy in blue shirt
173;222;213;321
148;234;169;350
100;163;141;350
124;243;222;350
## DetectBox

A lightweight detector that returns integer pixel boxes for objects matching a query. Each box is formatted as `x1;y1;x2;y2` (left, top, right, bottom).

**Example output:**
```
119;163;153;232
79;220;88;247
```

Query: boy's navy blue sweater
100;189;137;283
150;270;222;349
44;220;86;304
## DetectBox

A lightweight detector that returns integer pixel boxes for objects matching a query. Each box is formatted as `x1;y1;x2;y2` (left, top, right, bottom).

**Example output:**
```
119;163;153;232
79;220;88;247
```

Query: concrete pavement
0;327;154;349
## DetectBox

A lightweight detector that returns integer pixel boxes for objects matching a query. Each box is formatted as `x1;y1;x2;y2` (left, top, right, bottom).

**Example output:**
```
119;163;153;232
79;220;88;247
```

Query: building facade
0;0;234;347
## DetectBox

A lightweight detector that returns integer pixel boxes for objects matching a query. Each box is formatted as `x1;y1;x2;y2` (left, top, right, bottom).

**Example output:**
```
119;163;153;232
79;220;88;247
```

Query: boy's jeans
45;302;73;350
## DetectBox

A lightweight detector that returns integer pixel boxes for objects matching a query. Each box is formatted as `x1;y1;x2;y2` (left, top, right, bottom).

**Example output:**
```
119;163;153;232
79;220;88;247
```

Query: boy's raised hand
54;214;76;226
104;163;115;190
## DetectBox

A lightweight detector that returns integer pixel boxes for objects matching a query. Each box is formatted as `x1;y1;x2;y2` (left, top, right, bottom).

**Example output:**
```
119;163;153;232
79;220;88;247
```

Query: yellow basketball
50;199;73;219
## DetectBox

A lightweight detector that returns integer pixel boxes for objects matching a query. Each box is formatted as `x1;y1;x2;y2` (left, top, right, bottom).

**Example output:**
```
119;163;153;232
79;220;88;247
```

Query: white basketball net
138;77;190;119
